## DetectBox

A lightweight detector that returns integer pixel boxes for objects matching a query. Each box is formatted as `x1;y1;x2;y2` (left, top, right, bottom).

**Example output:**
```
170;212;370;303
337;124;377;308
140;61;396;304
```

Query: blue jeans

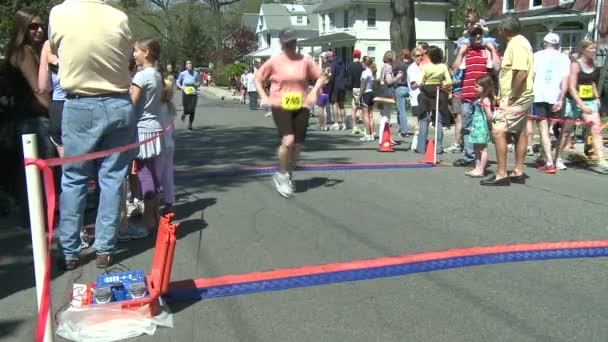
461;101;475;162
394;86;410;134
416;111;444;153
325;102;333;123
58;95;136;259
248;91;258;110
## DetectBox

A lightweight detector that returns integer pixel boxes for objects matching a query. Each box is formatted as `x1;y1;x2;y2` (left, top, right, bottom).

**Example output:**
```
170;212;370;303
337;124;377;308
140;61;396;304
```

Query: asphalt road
1;90;607;342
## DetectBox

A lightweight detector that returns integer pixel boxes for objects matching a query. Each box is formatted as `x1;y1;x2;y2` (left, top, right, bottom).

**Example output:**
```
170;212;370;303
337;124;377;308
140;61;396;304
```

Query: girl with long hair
358;56;377;141
465;75;494;178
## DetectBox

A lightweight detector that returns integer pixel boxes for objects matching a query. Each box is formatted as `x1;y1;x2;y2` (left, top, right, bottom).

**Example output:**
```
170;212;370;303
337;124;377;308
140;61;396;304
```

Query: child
465;75;494;178
159;75;176;214
131;39;165;233
316;67;332;130
457;8;498;59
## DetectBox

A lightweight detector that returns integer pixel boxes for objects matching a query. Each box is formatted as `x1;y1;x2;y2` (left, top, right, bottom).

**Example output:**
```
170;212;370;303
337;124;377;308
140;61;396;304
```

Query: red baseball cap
352;49;361;58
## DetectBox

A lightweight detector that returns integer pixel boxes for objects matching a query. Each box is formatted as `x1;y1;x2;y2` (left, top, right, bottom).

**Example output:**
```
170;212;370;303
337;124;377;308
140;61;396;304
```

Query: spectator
407;48;424;148
328;51;347;130
393;48;413;137
246;67;258;110
481;17;534;186
5;8;52;225
377;51;403;145
50;0;136;269
531;32;571;173
451;26;494;167
346;49;365;134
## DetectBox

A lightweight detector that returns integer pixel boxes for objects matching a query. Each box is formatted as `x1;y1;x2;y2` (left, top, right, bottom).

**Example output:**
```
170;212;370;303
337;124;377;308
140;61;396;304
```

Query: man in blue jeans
393;49;412;137
50;0;136;270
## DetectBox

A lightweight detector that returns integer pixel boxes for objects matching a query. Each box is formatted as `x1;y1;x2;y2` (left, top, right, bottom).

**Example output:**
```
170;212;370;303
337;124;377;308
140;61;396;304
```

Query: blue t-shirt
132;67;164;132
177;70;201;95
452;70;464;93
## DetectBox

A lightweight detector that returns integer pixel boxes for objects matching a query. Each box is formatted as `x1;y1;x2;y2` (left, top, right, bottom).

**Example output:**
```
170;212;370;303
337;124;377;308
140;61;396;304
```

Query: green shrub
213;62;248;87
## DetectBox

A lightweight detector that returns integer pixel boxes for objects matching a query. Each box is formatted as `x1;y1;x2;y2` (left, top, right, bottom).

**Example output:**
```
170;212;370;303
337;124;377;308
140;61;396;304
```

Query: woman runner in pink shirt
255;29;328;198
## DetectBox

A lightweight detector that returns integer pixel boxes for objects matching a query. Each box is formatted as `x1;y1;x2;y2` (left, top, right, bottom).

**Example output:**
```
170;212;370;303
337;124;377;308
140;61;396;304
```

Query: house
485;0;606;53
244;3;319;60
299;0;456;63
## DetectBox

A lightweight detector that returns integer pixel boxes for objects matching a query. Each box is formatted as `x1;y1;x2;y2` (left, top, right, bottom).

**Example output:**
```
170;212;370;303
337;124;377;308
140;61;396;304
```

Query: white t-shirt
246;72;256;92
361;68;375;93
533;49;571;104
407;63;421;107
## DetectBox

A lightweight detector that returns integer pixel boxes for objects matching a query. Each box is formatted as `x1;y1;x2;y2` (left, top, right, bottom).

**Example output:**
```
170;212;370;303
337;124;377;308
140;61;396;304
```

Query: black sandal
480;175;510;186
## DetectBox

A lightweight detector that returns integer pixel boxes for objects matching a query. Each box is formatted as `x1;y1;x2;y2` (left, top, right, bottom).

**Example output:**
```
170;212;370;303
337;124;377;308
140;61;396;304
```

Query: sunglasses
414;54;422;57
28;23;44;31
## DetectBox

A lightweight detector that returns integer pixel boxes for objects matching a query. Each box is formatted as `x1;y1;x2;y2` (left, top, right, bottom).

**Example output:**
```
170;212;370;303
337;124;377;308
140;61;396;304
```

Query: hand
596;98;601;108
581;104;593;114
260;96;271;107
551;102;563;112
396;71;404;80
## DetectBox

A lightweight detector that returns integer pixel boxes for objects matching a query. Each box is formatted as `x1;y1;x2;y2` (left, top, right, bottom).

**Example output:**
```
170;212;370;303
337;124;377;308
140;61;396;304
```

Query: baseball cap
352;49;361;58
279;29;297;44
543;32;560;45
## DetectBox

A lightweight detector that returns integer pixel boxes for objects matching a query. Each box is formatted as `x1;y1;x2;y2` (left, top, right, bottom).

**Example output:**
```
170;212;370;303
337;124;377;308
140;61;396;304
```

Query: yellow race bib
578;84;593;99
184;86;195;95
281;92;303;111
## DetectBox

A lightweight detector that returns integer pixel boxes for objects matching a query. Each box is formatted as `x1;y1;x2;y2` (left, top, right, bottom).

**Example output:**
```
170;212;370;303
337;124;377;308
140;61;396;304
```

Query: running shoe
444;143;462;153
340;124;348;131
538;164;557;174
555;159;567;170
352;127;362;135
330;123;340;131
272;172;293;198
508;143;515;152
359;134;370;141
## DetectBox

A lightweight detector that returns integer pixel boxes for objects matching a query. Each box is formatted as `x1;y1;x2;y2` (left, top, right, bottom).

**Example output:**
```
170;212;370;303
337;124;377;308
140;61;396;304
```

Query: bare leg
526;120;534;150
473;144;488;175
454;113;462;146
584;113;605;160
555;121;575;162
492;129;508;179
513;129;528;176
362;107;370;134
538;120;553;163
278;134;295;173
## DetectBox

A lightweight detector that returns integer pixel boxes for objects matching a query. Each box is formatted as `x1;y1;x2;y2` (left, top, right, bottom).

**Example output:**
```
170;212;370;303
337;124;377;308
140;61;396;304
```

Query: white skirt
138;130;164;159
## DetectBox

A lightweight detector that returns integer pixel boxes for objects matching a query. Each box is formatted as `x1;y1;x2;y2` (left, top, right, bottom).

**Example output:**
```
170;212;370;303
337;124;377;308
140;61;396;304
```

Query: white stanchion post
434;87;440;165
22;134;54;342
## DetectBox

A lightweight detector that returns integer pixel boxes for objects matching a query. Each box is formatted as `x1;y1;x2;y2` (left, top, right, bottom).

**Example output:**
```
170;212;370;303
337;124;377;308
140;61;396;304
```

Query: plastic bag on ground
56;284;173;342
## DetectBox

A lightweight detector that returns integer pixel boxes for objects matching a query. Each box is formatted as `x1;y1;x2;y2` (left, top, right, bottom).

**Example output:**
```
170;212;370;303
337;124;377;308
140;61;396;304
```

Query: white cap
543;32;560;45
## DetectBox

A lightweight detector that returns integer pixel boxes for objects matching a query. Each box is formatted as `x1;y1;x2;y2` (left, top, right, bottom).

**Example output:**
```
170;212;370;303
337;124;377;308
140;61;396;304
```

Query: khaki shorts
351;88;361;107
492;100;532;134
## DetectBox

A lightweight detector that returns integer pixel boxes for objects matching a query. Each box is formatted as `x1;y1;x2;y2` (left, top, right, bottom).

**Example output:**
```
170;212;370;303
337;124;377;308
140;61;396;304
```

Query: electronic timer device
93;270;149;304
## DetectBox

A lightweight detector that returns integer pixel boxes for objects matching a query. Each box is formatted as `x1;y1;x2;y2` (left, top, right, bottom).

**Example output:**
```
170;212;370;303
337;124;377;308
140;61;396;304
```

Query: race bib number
184;86;195;95
578;85;593;99
281;92;303;111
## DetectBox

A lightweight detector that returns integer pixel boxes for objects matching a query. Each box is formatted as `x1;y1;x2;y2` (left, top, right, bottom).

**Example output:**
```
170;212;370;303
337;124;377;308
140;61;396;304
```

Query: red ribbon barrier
439;86;599;128
24;125;171;342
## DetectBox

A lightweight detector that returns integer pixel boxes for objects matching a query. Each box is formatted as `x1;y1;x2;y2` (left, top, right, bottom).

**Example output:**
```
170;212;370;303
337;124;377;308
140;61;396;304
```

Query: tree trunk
390;0;416;52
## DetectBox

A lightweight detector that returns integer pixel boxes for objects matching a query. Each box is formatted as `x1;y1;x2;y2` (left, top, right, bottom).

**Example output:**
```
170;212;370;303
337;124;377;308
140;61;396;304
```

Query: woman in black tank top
558;40;607;173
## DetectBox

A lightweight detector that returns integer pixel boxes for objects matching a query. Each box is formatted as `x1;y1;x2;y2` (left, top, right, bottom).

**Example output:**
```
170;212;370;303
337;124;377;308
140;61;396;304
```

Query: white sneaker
555;159;567;170
526;146;535;156
340;124;348;131
445;143;461;153
369;134;375;142
360;134;369;141
272;172;293;198
330;123;340;131
508;143;515;152
265;111;272;117
411;134;418;149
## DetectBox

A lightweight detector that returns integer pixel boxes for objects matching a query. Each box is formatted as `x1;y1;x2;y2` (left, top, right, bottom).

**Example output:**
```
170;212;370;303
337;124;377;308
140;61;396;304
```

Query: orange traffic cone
377;120;394;152
420;139;436;164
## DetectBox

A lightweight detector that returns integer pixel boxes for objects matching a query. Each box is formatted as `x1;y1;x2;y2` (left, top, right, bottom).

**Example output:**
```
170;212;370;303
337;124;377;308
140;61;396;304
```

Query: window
530;0;542;8
296;16;303;24
367;8;376;28
329;13;336;30
321;14;326;32
504;0;514;12
367;46;376;60
266;33;271;47
343;10;349;28
259;15;264;30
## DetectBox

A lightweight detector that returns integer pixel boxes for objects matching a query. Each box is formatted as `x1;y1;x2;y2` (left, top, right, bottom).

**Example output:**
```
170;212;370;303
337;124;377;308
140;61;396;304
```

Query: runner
254;29;327;198
558;40;608;173
176;60;201;131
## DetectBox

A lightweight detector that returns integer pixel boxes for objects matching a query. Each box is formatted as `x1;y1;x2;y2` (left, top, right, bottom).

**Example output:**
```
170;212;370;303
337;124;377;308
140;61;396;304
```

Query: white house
299;0;456;63
244;3;319;60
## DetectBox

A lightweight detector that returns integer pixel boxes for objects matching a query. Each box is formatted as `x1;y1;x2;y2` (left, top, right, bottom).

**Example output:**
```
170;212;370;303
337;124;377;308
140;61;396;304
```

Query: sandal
507;171;527;184
465;170;484;178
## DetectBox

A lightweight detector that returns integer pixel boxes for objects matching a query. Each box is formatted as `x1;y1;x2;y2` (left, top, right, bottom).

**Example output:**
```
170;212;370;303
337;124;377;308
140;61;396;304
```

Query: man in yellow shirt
481;17;533;186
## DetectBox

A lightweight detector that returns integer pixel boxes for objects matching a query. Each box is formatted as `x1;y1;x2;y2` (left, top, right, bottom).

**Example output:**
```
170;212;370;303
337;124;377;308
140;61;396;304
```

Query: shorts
330;89;346;105
492;100;531;134
564;98;598;119
271;107;310;144
351;88;361;107
451;94;462;114
182;93;197;114
49;100;64;146
316;93;329;107
532;102;560;119
360;92;374;108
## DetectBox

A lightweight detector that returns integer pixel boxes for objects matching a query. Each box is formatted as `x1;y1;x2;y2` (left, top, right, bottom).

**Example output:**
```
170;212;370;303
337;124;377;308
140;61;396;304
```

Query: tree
212;27;256;64
206;0;245;49
390;0;416;52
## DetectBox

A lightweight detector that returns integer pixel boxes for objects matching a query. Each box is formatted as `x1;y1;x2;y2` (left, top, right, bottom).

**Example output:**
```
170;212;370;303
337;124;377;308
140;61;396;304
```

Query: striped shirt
460;48;492;100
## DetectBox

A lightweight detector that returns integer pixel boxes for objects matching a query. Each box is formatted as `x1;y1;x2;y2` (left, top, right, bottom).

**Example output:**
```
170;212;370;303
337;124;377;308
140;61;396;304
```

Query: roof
260;4;318;32
241;13;258;32
486;6;594;25
313;0;455;12
298;32;357;47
